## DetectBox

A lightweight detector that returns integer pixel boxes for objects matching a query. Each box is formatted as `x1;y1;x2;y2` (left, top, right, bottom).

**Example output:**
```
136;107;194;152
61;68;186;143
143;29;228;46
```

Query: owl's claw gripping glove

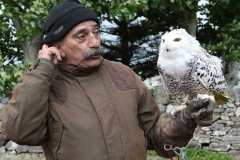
148;98;214;158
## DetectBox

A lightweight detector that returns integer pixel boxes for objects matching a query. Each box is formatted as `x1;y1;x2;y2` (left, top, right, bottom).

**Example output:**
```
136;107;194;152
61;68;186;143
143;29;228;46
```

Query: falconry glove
149;98;214;158
183;98;214;127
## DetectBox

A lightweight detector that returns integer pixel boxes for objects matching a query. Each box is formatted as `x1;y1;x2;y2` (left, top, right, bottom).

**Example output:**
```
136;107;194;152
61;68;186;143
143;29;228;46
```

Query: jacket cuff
30;58;55;71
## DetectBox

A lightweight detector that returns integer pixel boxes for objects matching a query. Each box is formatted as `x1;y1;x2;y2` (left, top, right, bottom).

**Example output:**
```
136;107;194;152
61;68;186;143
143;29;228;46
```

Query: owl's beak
166;49;169;52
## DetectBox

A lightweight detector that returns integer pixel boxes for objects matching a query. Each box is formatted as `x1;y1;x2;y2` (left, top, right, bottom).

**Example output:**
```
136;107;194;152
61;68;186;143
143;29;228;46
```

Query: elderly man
1;0;213;159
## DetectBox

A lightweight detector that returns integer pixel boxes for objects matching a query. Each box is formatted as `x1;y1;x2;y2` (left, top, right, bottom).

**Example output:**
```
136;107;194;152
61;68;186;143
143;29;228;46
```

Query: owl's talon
170;104;187;118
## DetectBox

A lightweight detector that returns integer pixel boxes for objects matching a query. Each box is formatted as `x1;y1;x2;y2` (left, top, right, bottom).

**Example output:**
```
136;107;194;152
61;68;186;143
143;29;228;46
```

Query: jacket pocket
47;118;63;160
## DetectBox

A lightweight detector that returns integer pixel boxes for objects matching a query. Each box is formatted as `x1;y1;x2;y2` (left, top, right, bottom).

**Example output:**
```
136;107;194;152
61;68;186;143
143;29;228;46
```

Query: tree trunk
187;0;198;37
13;17;43;64
179;0;198;37
119;21;132;66
22;34;44;63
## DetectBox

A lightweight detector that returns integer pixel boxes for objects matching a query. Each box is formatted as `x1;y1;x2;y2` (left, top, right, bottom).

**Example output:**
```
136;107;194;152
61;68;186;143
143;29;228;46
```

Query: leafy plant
0;56;31;95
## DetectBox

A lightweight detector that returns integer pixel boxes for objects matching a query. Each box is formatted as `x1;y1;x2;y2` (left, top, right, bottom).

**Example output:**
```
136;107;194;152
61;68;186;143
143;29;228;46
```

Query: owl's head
159;28;200;54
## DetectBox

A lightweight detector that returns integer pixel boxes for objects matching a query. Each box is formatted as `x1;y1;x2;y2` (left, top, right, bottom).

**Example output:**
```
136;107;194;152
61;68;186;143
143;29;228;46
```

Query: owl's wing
193;49;227;95
158;67;173;95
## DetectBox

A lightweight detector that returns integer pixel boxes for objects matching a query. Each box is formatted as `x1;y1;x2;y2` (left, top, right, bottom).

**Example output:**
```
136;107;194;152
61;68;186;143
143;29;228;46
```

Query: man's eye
77;35;86;40
93;30;100;36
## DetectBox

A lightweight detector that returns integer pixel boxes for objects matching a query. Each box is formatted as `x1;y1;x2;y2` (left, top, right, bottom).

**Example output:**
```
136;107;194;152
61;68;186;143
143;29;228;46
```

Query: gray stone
152;86;170;105
165;104;178;114
231;144;240;150
213;108;225;113
220;115;230;121
209;142;230;152
223;135;240;141
27;146;43;153
0;103;5;110
16;145;28;153
213;130;227;136
231;123;240;128
230;116;240;122
217;120;233;126
0;146;6;154
236;98;240;107
227;103;236;108
226;107;236;113
9;150;16;155
235;107;240;116
210;123;224;130
5;141;18;151
227;112;235;117
201;126;210;132
158;104;166;112
210;138;220;143
1;96;10;104
228;128;240;136
198;137;210;144
228;150;240;156
189;140;201;149
213;113;220;122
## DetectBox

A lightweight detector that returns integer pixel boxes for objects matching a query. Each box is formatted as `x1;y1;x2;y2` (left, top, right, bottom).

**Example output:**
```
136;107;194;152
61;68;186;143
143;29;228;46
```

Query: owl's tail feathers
213;89;230;107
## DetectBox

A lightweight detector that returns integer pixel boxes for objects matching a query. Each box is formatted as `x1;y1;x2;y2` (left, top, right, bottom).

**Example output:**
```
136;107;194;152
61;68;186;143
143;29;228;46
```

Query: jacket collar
57;56;104;76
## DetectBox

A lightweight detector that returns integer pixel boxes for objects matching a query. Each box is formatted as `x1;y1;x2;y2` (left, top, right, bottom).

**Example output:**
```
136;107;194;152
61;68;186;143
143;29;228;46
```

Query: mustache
84;47;104;60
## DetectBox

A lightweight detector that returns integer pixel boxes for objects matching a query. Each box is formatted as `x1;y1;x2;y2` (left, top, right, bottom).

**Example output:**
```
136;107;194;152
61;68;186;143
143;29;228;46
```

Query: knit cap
43;0;99;44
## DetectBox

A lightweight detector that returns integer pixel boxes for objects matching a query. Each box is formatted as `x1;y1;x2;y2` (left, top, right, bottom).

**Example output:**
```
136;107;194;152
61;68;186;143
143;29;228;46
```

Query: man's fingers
39;45;63;65
47;47;63;64
49;48;62;60
42;44;49;50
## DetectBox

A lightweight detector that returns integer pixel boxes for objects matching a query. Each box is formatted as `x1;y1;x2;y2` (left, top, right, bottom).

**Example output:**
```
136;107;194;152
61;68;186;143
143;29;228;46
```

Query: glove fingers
190;98;210;110
206;100;214;112
191;108;207;118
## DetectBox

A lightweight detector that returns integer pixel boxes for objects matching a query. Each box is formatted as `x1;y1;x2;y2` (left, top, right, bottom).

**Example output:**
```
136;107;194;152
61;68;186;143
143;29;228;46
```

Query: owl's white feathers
157;29;229;109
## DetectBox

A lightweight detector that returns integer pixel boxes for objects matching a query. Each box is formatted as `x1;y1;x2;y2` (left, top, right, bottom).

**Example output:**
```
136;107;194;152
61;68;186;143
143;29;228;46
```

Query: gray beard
84;47;104;60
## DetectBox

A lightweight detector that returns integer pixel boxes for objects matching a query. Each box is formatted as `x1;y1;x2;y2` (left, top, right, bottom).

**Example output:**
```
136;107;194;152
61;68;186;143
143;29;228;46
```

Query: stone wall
0;74;240;156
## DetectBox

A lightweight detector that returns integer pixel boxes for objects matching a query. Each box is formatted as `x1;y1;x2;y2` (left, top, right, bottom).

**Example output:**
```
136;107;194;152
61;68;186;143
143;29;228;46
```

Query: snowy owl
157;28;229;117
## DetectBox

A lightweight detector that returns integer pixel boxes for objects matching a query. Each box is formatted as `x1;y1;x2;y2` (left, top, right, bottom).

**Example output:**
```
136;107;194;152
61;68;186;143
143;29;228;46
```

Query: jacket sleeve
135;73;160;138
1;58;55;146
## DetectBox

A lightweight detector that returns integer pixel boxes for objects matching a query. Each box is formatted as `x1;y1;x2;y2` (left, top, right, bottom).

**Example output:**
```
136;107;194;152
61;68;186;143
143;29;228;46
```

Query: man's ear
51;41;59;48
51;41;66;58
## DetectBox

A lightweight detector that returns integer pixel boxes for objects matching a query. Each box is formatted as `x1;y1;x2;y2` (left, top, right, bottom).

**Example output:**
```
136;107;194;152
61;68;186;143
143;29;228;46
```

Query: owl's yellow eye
174;38;181;42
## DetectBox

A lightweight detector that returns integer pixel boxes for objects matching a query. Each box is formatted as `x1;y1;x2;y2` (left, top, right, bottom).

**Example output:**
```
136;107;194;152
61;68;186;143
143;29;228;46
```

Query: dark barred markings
163;71;209;103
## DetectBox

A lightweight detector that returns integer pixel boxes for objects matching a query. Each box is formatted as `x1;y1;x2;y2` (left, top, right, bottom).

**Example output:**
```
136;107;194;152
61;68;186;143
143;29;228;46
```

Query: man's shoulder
103;59;138;90
103;59;131;71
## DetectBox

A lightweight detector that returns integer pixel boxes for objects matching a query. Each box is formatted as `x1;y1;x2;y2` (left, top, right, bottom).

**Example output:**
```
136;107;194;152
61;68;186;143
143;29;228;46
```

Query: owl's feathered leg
171;96;190;118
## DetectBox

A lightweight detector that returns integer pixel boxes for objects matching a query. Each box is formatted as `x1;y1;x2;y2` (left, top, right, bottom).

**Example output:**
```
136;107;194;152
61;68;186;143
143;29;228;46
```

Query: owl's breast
158;54;193;78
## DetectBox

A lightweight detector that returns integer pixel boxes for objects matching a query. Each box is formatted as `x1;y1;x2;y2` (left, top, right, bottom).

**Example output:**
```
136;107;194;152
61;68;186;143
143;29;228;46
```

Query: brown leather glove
149;98;214;158
182;98;214;127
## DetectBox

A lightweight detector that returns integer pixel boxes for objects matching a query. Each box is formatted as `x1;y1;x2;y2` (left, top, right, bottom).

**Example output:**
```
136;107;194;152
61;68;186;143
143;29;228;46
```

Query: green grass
20;153;26;160
147;147;233;160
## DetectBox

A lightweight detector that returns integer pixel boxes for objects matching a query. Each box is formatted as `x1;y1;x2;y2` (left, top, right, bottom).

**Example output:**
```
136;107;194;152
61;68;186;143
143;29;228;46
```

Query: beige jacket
2;57;160;160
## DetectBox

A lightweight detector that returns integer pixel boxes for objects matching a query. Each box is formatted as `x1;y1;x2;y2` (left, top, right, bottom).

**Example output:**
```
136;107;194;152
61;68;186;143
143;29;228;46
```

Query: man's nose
88;33;100;48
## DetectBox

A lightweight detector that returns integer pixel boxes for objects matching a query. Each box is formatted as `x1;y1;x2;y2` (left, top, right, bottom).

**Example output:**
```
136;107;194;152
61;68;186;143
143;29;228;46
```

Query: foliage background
0;0;240;95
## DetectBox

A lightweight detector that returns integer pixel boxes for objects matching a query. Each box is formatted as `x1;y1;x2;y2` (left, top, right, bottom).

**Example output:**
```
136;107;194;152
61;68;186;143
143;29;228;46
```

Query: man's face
58;20;102;68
